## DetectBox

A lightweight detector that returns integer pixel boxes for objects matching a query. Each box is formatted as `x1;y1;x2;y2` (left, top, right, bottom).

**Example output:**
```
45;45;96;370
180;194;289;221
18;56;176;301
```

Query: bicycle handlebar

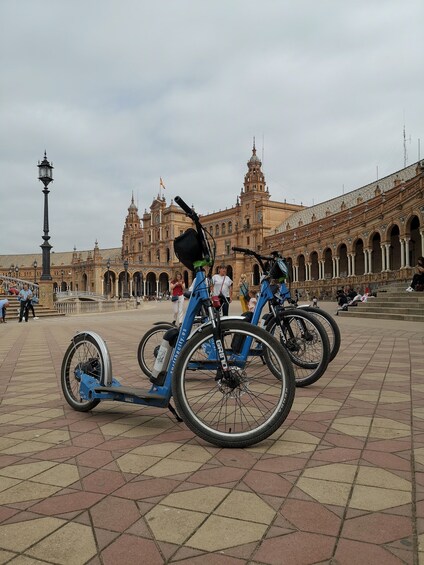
232;246;276;272
175;196;197;220
175;195;211;265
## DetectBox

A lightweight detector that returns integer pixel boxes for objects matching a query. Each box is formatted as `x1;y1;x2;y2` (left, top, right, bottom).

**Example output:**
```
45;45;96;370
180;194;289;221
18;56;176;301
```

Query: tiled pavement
0;301;423;564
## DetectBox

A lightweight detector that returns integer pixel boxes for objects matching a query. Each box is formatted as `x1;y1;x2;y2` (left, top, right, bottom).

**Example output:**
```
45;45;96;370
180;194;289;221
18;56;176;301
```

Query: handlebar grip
175;196;195;217
232;246;251;254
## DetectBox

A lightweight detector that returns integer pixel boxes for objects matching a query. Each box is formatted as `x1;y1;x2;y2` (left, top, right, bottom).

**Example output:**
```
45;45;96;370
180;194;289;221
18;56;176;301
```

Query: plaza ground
0;300;423;564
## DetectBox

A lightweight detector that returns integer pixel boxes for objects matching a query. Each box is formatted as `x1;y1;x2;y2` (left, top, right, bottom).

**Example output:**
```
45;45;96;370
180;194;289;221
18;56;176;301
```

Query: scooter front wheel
61;333;108;412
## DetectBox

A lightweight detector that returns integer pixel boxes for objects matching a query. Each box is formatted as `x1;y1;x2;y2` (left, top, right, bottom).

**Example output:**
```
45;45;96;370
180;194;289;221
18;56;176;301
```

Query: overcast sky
1;0;423;254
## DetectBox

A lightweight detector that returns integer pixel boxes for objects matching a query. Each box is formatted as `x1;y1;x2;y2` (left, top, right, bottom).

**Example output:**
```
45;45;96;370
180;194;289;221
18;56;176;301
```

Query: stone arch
370;232;382;273
145;272;157;296
118;270;130;298
297;254;306;282
158;272;169;296
338;244;348;278
407;214;422;264
310;251;319;280
133;271;143;297
323;248;333;279
353;238;365;276
388;224;401;270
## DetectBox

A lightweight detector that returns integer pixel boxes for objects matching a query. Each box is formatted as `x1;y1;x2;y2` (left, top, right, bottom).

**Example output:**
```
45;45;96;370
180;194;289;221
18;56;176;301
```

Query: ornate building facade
1;145;423;299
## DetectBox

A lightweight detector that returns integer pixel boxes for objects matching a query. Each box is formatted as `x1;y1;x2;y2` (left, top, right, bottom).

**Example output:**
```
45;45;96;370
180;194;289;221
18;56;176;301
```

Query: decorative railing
0;276;39;296
55;299;140;315
55;290;107;301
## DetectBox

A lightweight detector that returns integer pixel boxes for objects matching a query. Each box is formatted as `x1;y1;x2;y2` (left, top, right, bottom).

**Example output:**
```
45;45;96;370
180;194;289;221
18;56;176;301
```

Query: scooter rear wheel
61;333;107;411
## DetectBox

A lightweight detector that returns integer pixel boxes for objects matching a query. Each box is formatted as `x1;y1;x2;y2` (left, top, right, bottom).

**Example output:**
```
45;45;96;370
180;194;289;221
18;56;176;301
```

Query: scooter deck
94;385;164;400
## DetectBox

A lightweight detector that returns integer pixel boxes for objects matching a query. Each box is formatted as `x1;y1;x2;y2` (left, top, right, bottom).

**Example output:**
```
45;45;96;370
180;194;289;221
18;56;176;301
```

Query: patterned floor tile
0;305;423;562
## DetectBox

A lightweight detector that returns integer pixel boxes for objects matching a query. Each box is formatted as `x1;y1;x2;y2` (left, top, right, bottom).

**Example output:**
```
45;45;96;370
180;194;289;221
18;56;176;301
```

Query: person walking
238;273;249;313
18;284;33;322
211;265;233;316
0;298;9;323
170;272;185;326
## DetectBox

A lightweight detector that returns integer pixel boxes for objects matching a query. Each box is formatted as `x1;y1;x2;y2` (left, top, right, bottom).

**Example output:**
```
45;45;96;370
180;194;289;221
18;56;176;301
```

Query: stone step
368;295;424;303
355;305;423;315
338;310;424;322
0;295;64;318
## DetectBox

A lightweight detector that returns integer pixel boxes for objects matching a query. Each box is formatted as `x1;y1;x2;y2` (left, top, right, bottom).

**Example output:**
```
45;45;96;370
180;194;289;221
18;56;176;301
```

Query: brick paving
0;301;423;564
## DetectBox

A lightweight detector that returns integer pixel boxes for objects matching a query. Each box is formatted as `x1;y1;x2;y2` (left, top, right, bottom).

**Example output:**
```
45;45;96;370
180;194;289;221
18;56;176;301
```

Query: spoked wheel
267;310;330;387
137;323;173;378
172;320;295;448
298;307;341;362
61;333;108;411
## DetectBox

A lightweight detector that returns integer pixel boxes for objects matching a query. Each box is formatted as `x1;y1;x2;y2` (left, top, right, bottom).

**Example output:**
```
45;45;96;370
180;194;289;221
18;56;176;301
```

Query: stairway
338;283;424;322
0;295;65;320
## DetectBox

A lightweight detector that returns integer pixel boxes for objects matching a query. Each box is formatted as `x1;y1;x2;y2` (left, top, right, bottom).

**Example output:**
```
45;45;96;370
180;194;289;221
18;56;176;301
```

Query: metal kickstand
168;402;183;422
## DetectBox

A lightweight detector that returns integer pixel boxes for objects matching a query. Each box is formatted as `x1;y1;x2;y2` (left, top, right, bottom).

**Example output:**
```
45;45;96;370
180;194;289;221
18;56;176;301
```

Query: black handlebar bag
174;228;204;271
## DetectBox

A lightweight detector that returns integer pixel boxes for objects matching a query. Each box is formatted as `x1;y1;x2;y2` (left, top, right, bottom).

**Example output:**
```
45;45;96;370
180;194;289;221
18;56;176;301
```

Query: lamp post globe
38;151;54;281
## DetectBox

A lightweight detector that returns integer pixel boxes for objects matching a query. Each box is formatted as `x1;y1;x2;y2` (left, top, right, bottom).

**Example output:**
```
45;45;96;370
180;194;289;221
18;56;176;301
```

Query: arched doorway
409;216;422;265
82;273;88;292
324;248;333;279
297;255;306;282
370;233;382;273
159;272;169;297
133;272;143;297
389;225;401;270
118;271;130;298
339;245;348;278
354;239;365;276
310;252;319;280
146;272;157;296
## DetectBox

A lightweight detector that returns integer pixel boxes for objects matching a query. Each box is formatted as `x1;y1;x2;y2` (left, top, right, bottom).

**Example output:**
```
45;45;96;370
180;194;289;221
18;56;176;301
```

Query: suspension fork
207;305;230;373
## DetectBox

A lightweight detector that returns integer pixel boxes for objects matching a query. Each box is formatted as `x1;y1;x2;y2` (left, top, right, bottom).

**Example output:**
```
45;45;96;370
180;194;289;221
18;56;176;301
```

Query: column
404;238;410;268
400;239;405;268
115;279;119;297
143;280;146;296
293;266;298;282
381;245;386;271
367;249;373;274
156;280;159;298
306;263;311;281
347;254;351;277
130;279;133;296
336;257;340;278
351;253;356;276
332;257;337;278
385;244;391;271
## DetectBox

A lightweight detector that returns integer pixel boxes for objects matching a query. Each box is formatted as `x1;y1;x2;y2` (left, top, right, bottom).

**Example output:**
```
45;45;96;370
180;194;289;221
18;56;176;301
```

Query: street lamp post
15;266;19;280
123;259;129;298
106;259;111;298
38;151;54;281
33;260;38;284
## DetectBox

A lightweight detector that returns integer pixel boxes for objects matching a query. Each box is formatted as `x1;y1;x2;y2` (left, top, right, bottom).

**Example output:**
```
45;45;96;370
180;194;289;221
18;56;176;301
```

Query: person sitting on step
406;257;424;292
